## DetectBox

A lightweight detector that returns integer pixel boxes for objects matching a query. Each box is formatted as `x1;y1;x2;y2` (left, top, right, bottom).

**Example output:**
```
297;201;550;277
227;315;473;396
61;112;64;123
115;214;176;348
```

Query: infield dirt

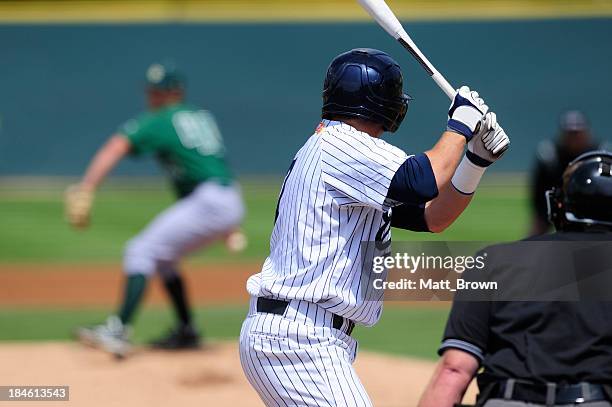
0;263;451;308
0;263;252;306
0;341;478;407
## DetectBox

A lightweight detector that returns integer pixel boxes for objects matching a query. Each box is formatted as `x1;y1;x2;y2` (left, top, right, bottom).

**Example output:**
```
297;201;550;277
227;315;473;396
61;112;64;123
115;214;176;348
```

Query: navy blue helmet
547;150;612;230
322;48;410;133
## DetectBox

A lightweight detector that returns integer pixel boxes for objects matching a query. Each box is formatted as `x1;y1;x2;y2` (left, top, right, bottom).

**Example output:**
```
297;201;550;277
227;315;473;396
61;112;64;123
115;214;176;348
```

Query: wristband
451;155;487;195
447;120;473;141
465;150;493;167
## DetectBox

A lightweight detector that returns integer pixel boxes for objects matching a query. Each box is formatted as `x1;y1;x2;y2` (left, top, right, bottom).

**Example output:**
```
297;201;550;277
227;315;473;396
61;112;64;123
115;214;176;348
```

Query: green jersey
119;103;233;197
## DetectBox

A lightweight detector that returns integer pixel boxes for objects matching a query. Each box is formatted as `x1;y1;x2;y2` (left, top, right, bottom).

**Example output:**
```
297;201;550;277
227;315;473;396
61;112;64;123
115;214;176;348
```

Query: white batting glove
447;86;489;141
467;112;510;167
451;112;510;194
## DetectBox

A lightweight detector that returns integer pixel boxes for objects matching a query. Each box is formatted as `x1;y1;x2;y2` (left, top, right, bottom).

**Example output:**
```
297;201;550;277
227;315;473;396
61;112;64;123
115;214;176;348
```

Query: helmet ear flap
546;187;564;229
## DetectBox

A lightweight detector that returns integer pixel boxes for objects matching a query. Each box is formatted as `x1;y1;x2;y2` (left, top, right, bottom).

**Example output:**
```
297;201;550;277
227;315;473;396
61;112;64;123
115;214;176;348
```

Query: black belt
495;380;609;405
256;297;355;336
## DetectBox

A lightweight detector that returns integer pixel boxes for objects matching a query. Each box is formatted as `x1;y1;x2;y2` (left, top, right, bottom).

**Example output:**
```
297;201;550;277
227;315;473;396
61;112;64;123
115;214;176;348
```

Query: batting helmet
146;62;185;91
322;48;410;133
547;150;612;230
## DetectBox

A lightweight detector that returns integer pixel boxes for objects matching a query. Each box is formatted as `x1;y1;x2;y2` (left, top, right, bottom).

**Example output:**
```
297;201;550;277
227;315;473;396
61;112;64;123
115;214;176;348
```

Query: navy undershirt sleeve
387;153;438;205
390;204;430;232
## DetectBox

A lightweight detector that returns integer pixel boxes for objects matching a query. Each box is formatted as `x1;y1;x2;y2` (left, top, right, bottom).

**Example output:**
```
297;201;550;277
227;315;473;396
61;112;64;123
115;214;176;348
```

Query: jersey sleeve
320;130;407;210
439;300;490;363
118;114;158;156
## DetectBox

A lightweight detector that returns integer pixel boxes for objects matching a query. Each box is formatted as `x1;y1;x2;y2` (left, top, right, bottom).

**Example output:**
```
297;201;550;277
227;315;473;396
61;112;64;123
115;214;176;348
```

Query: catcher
66;62;245;358
419;152;612;406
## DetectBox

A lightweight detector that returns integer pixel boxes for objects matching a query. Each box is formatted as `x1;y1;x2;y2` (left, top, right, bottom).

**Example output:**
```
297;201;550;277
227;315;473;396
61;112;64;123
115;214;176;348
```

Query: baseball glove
65;184;94;229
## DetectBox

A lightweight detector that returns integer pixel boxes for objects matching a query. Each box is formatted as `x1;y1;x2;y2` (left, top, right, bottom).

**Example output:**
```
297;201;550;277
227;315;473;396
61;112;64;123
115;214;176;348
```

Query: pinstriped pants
239;297;372;407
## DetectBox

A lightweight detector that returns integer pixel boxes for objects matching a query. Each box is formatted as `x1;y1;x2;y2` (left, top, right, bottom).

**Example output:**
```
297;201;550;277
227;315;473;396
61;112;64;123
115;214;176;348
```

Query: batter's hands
65;184;94;229
447;86;489;141
466;112;510;167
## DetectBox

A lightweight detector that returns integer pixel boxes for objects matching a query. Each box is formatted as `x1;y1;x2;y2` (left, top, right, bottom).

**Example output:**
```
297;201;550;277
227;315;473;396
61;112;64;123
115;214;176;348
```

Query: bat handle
432;72;456;100
396;29;456;100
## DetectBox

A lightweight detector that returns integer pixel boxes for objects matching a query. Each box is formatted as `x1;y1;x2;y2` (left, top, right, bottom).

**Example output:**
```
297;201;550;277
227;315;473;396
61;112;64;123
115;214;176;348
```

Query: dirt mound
0;341;477;406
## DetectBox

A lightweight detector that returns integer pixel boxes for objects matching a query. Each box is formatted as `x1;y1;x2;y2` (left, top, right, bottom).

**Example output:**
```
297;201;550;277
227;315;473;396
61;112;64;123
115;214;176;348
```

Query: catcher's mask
547;150;612;231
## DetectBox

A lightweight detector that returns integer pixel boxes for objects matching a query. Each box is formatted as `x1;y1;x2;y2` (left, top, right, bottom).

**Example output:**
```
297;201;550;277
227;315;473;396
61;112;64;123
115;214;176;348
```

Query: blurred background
0;1;610;405
2;0;611;177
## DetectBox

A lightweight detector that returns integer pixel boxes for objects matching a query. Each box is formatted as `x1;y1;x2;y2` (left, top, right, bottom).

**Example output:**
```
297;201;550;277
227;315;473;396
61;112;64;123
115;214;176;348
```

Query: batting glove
451;112;510;194
447;86;489;141
467;112;510;167
65;184;94;229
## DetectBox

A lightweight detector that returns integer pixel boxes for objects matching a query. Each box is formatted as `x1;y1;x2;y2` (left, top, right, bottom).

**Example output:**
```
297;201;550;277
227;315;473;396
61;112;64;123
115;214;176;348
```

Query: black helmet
322;48;411;133
547;150;612;231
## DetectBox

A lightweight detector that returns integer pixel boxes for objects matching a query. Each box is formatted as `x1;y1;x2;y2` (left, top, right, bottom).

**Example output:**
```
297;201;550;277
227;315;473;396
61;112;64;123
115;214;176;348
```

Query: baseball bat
358;0;456;100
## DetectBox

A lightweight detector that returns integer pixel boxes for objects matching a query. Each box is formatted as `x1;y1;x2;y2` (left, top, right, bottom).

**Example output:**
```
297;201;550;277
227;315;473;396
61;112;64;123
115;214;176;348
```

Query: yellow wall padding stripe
0;0;611;23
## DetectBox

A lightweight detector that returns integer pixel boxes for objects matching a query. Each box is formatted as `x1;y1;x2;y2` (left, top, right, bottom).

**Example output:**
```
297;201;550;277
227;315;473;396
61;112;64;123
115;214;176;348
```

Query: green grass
0;305;449;360
353;305;450;359
0;179;280;262
0;306;246;343
0;176;530;263
0;176;523;358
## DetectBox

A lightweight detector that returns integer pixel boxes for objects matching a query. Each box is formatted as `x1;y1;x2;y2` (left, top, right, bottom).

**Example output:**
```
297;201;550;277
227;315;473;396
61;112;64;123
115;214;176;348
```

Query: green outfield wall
0;19;610;175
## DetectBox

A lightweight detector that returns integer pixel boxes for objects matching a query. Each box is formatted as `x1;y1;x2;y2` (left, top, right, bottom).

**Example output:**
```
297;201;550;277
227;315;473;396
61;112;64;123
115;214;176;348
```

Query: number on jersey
172;110;224;156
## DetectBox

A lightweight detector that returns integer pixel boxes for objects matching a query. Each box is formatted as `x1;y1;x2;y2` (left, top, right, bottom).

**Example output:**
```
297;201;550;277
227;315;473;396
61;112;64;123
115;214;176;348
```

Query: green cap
146;62;185;90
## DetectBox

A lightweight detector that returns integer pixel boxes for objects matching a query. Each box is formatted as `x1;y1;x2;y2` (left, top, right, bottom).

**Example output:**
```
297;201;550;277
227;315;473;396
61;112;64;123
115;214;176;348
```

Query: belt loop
503;379;515;400
581;382;591;401
545;382;556;407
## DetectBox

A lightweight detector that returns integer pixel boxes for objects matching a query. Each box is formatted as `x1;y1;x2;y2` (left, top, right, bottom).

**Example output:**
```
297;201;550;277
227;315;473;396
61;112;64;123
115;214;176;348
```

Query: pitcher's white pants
239;297;372;407
123;181;244;276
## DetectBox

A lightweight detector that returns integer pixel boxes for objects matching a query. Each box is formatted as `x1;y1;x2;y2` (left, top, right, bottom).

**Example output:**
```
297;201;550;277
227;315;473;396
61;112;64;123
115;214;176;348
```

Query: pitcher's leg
117;273;148;325
121;185;238;316
148;263;201;349
159;266;192;328
74;222;155;357
176;183;245;255
76;184;242;357
118;196;204;343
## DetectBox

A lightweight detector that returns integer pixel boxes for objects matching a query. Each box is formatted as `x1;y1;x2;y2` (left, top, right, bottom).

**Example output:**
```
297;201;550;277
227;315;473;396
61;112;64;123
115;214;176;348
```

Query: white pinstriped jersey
247;120;408;326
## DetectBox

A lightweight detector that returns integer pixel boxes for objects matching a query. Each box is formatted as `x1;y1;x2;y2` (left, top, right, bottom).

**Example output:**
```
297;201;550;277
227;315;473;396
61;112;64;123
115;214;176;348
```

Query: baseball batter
66;62;245;357
239;48;510;406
